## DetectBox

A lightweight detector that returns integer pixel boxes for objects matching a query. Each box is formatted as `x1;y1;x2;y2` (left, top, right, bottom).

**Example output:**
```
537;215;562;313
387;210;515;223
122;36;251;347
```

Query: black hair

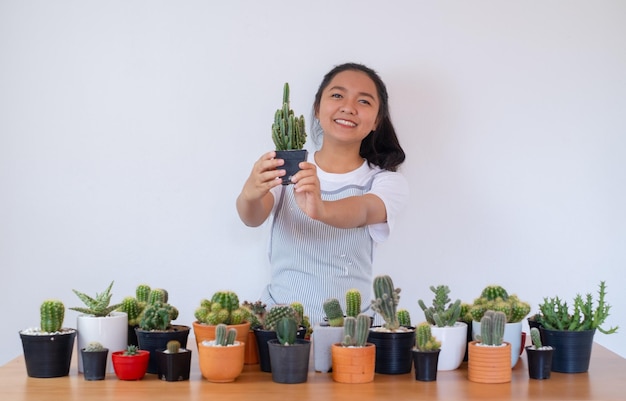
312;62;405;172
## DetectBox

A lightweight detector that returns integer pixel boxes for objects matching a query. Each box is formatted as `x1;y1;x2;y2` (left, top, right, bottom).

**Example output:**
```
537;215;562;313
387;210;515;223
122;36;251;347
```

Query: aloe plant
69;281;121;317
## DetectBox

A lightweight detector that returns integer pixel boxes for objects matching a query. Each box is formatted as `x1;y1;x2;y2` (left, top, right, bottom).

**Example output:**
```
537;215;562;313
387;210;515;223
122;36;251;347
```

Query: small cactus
139;301;178;331
148;288;168;304
469;285;530;323
271;82;307;151
84;341;106;352
342;313;371;347
118;296;142;326
397;309;411;327
124;345;139;356
477;310;507;346
370;275;401;331
418;285;462;327
136;284;151;303
323;298;344;327
40;299;65;333
69;281;121;317
241;300;267;329
415;322;441;351
345;289;362;318
214;323;237;346
166;340;181;353
195;291;249;326
276;317;298;345
530;327;542;348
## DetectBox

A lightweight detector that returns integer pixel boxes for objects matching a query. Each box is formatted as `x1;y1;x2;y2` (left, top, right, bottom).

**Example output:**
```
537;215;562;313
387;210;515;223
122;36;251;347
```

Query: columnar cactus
370;275;401;331
418;284;462;327
214;323;237;346
148;288;168;304
264;305;297;331
342;313;371;347
167;340;181;353
530;327;542;348
119;296;142;326
397;309;411;327
272;82;307;151
136;284;151;303
40;299;65;333
276;317;298;345
477;310;506;346
416;322;441;351
345;289;361;318
323;298;344;327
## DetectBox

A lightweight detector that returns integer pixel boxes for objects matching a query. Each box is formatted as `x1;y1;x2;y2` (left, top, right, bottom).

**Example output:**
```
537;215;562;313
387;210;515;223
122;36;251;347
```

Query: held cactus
40;299;65;333
323;298;344;327
345;289;362;318
276;317;298;345
397;309;411;327
370;275;401;331
69;281;121;317
416;322;441;351
272;82;307;151
167;340;181;353
418;285;462;327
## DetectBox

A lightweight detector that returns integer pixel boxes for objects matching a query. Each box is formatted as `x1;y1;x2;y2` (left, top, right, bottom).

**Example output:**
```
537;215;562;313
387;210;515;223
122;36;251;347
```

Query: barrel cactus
264;304;297;331
40;299;65;333
323;298;344;327
84;341;106;352
469;285;530;323
195;291;249;326
167;340;181;353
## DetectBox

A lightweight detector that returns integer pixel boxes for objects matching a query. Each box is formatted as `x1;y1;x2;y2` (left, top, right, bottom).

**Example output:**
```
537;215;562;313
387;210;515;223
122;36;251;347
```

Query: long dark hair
312;63;405;172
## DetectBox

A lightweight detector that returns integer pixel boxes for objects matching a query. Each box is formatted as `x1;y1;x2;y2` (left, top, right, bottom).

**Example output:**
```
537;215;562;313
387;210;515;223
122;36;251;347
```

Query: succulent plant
476;310;506;346
276;317;298;345
536;281;618;334
241;300;267;329
530;327;542;349
469;285;530;323
118;296;142;326
272;82;307;151
124;344;139;356
40;299;65;333
147;288;168;304
84;341;106;352
323;298;344;327
139;301;179;331
194;291;249;326
342;313;371;347
370;275;401;331
397;309;411;327
166;340;181;353
418;285;462;327
135;284;151;303
69;281;121;317
214;323;237;346
264;304;297;331
415;322;441;351
345;289;362;318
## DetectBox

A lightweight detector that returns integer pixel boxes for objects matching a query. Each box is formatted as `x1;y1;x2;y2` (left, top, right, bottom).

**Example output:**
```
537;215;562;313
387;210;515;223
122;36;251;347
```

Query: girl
236;63;408;324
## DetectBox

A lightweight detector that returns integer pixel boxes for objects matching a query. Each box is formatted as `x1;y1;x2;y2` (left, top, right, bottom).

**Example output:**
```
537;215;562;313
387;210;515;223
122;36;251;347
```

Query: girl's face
316;70;379;146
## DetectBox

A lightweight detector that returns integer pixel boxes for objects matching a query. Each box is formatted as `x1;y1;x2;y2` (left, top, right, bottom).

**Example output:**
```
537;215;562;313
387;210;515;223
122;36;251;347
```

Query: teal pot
412;349;440;381
19;329;76;378
275;149;308;185
254;328;277;372
367;327;415;375
525;346;554;380
81;348;109;380
135;325;191;374
156;348;192;382
268;339;311;384
540;328;595;373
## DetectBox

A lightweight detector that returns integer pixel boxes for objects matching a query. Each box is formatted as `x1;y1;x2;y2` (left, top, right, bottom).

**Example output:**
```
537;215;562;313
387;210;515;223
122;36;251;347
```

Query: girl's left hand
291;162;325;220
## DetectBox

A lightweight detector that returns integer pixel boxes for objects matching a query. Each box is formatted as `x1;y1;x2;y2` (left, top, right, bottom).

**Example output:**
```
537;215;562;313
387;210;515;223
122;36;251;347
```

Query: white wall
1;1;624;366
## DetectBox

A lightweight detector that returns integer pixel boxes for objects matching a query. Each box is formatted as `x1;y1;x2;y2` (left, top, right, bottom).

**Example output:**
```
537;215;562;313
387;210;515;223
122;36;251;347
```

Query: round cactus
167;340;181;353
135;284;151;303
40;299;65;333
265;305;296;331
323;298;344;327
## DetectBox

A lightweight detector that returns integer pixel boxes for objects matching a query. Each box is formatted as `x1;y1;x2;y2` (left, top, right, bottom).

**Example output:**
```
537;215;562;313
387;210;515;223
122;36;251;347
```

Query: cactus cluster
214;324;238;346
194;291;249;326
241;300;267;329
345;289;362;318
40;299;65;333
476;310;506;346
276;317;298;345
370;275;401;331
264;304;297;331
323;298;345;327
272;82;307;151
117;284;169;327
69;281;121;317
341;313;371;347
139;301;179;331
415;322;441;351
84;341;106;352
418;285;462;327
537;281;618;334
469;285;531;323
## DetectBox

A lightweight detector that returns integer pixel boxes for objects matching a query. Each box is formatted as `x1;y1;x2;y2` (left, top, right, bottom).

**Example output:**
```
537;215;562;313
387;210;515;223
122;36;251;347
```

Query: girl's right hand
240;151;285;201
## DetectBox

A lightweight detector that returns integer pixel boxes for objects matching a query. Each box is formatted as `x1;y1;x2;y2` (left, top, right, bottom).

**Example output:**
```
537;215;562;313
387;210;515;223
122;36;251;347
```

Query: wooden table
2;343;625;401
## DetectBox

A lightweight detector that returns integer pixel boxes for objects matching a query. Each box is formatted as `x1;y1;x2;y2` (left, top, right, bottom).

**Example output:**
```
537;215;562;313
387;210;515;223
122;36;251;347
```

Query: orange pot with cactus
198;323;245;383
331;314;376;384
467;310;512;384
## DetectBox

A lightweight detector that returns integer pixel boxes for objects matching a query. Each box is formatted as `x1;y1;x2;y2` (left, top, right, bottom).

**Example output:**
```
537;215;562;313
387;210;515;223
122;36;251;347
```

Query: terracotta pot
111;350;150;381
331;343;375;384
193;321;251;360
244;330;259;365
473;320;522;367
198;341;245;382
467;341;512;384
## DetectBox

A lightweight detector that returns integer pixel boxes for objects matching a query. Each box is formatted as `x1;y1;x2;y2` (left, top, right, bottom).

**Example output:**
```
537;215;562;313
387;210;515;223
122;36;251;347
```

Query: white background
1;1;624;365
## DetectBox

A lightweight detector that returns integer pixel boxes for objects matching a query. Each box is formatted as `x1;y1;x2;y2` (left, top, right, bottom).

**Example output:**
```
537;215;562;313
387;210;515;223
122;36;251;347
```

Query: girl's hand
240;151;285;201
291;162;325;220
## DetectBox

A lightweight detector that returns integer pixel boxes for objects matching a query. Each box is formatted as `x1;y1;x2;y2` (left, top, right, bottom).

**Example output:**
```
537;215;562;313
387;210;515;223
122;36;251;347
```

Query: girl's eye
359;99;371;105
331;93;342;99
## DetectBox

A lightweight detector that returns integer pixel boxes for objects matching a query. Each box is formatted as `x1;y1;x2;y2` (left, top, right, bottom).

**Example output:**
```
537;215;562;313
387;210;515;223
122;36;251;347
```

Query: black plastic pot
367;327;415;375
156;349;192;382
254;328;278;372
20;329;76;378
275;149;308;185
412;349;440;381
135;325;190;374
268;339;311;384
81;348;109;380
525;346;554;380
540;328;595;373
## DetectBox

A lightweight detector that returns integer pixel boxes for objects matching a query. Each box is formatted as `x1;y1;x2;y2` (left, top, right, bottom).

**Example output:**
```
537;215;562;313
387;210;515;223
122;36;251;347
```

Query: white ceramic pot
431;321;467;371
312;325;344;372
472;320;522;368
76;311;128;373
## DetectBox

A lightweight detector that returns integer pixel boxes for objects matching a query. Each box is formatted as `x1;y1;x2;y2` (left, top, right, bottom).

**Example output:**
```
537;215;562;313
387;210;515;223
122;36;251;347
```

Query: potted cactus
80;341;109;381
267;317;311;384
536;281;618;373
69;281;127;374
134;288;190;374
155;340;192;382
313;297;347;372
368;274;415;375
193;291;251;352
19;299;77;378
197;323;245;382
272;82;307;185
525;327;554;380
111;345;150;381
418;284;467;371
412;322;441;382
469;284;530;367
467;310;512;383
116;283;153;346
251;303;300;372
331;313;376;384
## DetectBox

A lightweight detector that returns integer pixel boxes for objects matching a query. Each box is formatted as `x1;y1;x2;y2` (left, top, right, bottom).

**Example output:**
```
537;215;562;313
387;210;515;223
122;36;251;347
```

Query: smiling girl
236;63;408;324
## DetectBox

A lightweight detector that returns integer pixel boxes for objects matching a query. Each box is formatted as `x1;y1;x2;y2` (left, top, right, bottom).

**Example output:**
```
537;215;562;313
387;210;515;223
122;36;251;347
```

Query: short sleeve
367;171;409;243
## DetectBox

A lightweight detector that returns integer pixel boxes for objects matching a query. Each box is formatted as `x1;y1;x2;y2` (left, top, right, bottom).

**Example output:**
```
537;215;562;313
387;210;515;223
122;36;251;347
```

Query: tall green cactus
272;82;307;151
530;327;542;348
418;284;462;327
323;298;344;327
345;289;361;318
148;288;168;304
370;275;401;331
276;317;298;345
214;323;237;346
40;299;65;333
477;310;506;346
119;296;142;326
416;322;441;351
135;284;151;303
397;309;411;327
342;313;371;347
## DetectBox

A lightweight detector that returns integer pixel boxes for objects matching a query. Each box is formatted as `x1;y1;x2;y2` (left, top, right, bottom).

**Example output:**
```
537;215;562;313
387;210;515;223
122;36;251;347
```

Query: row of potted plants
18;277;618;385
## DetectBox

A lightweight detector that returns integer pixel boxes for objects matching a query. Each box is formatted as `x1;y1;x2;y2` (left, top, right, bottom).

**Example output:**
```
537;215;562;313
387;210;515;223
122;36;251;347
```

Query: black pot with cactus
81;341;109;381
412;323;441;382
253;304;300;373
525;327;553;380
268;317;311;384
272;82;307;185
156;340;192;382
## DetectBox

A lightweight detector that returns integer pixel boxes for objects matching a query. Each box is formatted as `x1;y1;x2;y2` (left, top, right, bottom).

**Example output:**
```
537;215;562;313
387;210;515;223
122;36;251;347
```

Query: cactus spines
397;309;411;327
139;301;178;331
371;275;401;331
196;291;248;326
135;284;151;303
530;327;542;349
416;322;441;351
272;83;307;151
276;317;298;345
418;285;462;327
264;305;297;331
40;299;65;333
84;341;105;352
477;310;506;346
345;289;362;318
469;285;530;323
214;323;237;346
323;298;344;327
481;285;509;301
342;316;357;346
148;288;168;305
167;340;181;353
69;281;121;317
342;314;371;347
119;296;142;326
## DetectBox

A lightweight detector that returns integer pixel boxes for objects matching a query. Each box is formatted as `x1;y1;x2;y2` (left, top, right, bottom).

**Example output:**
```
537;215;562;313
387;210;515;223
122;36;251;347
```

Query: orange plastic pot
198;341;245;383
467;341;511;383
331;343;376;384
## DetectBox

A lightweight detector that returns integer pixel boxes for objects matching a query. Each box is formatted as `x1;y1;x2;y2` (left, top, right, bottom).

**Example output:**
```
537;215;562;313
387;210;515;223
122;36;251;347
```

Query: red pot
111;350;150;380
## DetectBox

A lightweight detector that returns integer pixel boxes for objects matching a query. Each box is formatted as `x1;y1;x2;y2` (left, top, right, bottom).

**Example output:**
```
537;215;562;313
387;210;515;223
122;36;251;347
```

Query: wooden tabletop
2;342;625;401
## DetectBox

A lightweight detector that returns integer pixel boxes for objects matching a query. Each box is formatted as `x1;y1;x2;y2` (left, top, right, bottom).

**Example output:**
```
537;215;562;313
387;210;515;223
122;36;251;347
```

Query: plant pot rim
76;311;127;319
112;350;150;357
19;328;76;336
331;342;375;348
135;324;191;333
